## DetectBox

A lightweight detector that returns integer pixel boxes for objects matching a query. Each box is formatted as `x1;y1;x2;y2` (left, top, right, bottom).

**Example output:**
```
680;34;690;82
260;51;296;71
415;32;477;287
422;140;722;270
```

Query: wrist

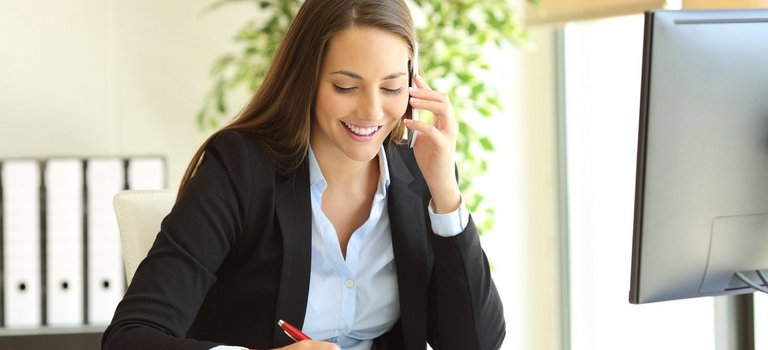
430;187;461;214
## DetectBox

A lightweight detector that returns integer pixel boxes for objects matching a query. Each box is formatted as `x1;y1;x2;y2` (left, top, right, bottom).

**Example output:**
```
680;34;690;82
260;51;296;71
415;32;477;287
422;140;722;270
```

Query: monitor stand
715;294;754;350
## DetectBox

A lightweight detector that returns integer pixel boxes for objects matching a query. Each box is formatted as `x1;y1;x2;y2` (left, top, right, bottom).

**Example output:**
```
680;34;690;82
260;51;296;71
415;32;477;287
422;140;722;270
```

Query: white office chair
113;189;176;285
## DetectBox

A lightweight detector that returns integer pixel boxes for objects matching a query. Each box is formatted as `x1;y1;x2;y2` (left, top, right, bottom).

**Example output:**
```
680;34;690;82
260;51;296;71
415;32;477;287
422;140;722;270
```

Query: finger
409;87;448;104
414;74;432;91
403;118;441;141
410;97;449;118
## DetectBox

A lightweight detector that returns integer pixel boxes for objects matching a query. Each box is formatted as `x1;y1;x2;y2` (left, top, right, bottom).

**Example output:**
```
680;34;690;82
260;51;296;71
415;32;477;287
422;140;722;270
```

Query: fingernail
409;87;417;93
410;97;420;104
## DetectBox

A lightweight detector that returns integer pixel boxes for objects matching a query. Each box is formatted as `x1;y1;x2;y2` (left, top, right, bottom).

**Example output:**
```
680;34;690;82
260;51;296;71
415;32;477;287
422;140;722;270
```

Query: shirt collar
307;145;391;194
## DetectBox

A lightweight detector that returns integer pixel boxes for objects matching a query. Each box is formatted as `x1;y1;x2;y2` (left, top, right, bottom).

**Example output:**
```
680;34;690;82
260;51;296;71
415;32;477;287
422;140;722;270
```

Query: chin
335;128;389;162
343;146;381;163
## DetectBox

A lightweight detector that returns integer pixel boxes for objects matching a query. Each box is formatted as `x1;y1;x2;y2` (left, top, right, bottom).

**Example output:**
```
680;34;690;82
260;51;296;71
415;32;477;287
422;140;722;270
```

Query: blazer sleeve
102;131;256;350
427;217;506;350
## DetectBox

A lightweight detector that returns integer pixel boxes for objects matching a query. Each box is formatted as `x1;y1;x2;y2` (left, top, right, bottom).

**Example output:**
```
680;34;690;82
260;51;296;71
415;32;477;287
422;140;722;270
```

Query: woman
101;0;505;349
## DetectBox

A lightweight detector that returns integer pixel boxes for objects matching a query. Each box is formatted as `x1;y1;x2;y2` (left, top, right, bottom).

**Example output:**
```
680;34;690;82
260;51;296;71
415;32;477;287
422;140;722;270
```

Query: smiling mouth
342;121;381;136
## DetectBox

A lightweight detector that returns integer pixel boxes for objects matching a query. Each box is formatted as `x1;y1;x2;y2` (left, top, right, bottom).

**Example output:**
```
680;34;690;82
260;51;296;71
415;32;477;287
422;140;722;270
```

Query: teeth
343;122;378;136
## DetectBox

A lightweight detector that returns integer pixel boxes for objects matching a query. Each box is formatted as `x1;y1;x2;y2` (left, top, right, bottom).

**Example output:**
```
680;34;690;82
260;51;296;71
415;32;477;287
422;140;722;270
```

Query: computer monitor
630;8;768;304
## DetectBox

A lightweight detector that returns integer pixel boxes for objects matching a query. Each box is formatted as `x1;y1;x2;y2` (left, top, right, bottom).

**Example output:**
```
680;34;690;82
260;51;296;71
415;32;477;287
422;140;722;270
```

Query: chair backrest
113;189;175;284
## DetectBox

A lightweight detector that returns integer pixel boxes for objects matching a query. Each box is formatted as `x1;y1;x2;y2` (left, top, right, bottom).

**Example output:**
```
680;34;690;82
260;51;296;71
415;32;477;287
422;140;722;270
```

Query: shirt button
340;328;350;335
344;279;355;288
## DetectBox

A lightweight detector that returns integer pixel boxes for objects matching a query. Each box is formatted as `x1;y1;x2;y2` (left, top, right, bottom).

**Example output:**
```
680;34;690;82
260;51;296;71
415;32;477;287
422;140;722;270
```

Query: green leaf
458;121;468;135
478;106;492;117
215;81;227;113
195;109;207;130
210;54;235;75
480;137;496;152
471;84;484;98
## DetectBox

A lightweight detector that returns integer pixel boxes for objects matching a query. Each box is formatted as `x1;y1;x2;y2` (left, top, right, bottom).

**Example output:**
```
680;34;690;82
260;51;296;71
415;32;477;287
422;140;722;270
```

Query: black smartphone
406;44;419;148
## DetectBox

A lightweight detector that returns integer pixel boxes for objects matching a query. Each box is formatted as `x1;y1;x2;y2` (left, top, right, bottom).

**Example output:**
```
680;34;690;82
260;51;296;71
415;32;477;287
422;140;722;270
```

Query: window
563;15;716;350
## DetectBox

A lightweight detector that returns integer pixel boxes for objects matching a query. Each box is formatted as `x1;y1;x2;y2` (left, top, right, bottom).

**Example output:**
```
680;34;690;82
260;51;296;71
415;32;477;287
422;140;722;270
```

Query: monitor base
715;294;754;350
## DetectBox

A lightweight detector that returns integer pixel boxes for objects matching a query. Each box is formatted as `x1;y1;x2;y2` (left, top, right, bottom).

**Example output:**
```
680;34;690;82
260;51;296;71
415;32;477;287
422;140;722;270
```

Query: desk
0;326;103;350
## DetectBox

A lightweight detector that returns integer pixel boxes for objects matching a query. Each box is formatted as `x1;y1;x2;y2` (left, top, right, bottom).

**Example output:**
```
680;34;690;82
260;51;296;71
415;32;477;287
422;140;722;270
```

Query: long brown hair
178;0;416;196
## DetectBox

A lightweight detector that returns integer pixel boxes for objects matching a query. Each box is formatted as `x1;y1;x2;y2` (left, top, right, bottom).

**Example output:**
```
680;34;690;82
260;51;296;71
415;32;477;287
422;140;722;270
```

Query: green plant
198;0;536;234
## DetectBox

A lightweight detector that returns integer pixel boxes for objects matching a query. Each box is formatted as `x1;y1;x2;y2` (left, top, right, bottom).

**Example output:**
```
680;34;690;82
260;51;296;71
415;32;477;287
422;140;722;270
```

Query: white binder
44;159;85;326
2;160;42;328
85;158;125;325
127;157;165;190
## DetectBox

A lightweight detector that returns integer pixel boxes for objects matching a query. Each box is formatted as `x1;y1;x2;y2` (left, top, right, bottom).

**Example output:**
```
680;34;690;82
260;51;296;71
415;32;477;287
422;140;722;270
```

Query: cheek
385;95;409;119
316;90;350;120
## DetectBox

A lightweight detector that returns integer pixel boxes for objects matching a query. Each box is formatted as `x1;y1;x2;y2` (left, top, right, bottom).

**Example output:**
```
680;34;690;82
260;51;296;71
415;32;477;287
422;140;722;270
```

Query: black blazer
102;130;505;350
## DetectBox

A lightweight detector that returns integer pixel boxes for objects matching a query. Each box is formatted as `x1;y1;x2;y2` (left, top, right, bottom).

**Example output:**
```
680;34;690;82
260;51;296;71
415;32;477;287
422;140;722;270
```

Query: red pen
278;319;311;341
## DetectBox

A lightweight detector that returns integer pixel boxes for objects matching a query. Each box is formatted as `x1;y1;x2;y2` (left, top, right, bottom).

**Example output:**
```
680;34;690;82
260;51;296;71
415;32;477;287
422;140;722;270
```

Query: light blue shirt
214;145;468;350
302;145;398;349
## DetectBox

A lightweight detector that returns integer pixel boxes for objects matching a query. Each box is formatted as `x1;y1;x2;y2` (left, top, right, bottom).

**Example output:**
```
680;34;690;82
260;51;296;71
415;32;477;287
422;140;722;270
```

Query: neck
310;141;379;190
317;153;379;189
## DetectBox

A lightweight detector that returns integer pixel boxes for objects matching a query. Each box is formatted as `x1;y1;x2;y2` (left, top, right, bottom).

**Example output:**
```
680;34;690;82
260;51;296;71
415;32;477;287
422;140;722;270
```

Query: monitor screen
630;9;768;304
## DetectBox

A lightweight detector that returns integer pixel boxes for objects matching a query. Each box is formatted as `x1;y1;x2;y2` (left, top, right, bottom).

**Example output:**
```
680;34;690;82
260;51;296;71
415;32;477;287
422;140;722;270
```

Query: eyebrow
331;70;407;81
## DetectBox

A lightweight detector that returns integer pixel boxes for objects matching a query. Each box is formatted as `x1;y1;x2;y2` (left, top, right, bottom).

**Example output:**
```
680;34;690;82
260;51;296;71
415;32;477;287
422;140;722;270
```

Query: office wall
0;0;252;189
516;29;562;350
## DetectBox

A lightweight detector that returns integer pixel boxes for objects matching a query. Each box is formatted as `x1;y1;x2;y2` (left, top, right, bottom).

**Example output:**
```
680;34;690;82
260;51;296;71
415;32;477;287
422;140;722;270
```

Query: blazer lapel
273;161;313;346
386;144;431;350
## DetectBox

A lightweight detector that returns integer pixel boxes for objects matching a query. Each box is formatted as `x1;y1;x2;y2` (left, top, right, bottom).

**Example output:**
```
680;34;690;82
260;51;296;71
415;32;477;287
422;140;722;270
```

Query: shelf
0;326;104;350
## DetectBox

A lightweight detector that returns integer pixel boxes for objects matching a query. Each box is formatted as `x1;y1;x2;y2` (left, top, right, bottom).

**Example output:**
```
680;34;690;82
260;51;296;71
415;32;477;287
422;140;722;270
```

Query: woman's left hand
404;75;462;214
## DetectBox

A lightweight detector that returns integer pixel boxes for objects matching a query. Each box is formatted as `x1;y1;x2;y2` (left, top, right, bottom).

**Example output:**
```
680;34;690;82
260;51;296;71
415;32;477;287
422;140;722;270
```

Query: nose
358;90;384;121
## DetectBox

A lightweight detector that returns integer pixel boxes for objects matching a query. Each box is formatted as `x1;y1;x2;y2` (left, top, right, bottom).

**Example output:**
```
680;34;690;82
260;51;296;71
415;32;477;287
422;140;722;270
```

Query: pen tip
277;319;285;326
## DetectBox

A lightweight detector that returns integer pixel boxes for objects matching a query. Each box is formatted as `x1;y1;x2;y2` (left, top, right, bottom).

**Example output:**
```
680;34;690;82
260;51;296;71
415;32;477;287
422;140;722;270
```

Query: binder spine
39;160;47;327
82;160;89;325
0;162;4;328
2;160;43;328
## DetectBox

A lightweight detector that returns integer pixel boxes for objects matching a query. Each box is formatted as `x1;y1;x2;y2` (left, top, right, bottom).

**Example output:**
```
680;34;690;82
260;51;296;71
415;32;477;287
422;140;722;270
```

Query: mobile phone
406;43;419;148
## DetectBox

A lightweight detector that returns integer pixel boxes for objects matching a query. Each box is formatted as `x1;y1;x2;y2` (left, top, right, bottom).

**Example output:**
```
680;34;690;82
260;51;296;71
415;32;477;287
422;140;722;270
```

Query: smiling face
311;26;410;165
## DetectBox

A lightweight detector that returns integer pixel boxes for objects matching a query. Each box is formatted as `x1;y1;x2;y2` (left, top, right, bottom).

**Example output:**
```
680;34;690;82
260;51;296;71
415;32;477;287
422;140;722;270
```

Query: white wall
0;0;253;189
516;29;562;350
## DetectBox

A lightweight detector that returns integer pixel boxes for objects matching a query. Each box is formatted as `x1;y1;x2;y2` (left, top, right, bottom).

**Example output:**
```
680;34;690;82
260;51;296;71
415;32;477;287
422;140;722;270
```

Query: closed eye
333;84;356;94
382;88;402;95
